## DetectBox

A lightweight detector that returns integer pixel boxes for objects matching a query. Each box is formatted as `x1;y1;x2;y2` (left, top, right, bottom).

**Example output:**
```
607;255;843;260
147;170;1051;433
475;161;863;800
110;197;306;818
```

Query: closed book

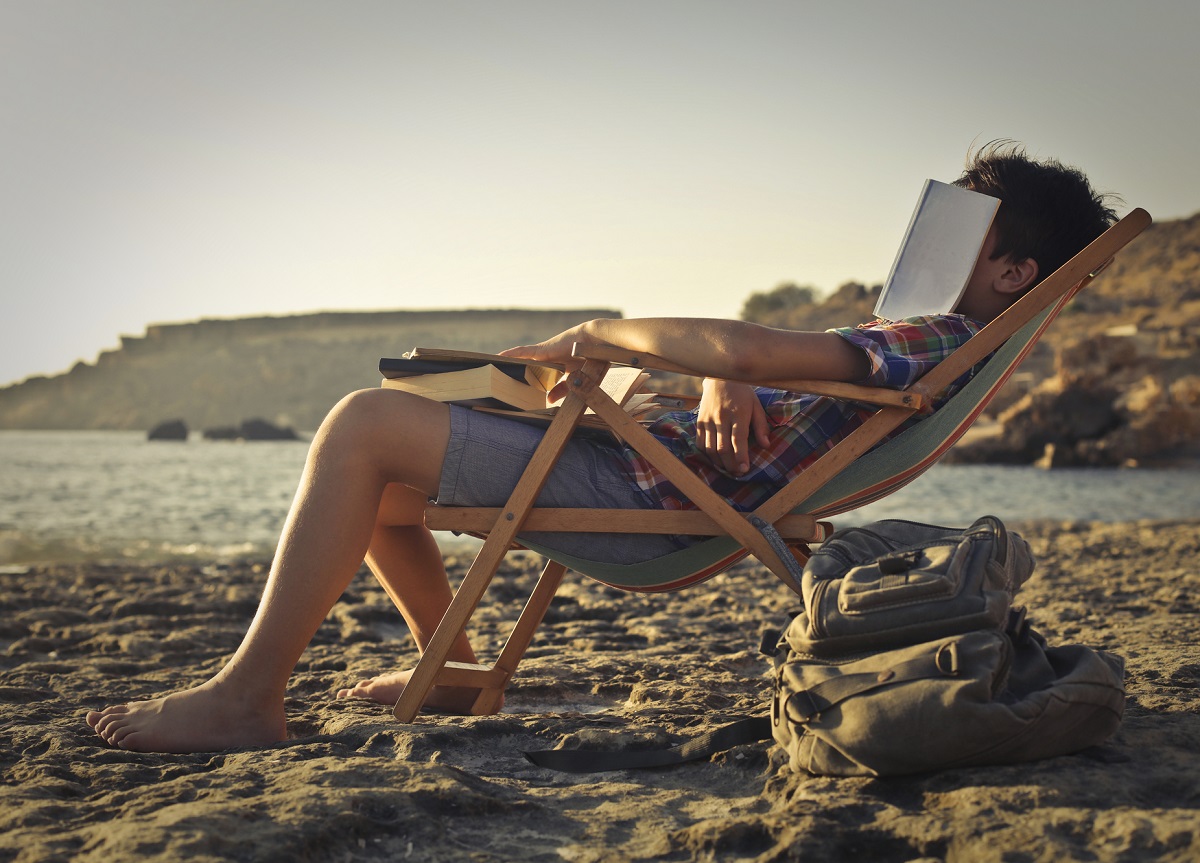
381;364;551;410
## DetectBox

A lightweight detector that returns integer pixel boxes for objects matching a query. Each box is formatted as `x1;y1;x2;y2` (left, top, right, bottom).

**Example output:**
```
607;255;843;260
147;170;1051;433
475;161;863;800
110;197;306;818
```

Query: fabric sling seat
394;207;1152;722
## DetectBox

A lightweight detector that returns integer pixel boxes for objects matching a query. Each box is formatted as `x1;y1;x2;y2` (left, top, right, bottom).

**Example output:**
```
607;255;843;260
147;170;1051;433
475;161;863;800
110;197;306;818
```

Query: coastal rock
202;426;240;441
202;419;301;441
146;419;188;441
238;418;299;441
952;370;1200;467
950;323;1200;467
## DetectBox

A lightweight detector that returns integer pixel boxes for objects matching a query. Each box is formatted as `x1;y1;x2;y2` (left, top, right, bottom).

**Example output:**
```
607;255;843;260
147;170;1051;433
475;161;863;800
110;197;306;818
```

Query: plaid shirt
616;315;986;512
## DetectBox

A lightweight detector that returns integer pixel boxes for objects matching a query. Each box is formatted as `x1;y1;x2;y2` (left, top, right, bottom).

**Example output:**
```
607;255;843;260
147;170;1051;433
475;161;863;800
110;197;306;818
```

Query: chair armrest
573;344;925;411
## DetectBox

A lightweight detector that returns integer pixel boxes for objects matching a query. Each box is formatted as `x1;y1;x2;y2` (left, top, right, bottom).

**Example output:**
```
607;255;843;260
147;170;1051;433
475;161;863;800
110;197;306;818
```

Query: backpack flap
788;516;1034;658
772;629;1125;777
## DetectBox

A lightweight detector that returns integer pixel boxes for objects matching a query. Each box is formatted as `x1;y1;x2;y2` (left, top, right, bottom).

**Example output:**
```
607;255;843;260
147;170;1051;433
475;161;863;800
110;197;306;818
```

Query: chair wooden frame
393;208;1152;722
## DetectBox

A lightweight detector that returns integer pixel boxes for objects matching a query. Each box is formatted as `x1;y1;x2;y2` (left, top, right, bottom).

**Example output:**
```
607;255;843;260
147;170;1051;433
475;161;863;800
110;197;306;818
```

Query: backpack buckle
935;641;960;675
783;689;822;723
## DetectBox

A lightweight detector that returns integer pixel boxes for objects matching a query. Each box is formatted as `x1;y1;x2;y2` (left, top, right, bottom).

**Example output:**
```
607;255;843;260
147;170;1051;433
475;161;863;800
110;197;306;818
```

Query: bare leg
87;388;454;753
334;484;490;712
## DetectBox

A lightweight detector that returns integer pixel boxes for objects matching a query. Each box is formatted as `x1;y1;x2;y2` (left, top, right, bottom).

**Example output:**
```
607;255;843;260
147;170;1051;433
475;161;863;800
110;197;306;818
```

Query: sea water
1;430;1198;564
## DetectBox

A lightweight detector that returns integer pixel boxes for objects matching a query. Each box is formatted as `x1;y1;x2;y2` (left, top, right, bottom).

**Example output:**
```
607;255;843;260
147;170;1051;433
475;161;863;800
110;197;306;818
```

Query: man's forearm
581;318;868;382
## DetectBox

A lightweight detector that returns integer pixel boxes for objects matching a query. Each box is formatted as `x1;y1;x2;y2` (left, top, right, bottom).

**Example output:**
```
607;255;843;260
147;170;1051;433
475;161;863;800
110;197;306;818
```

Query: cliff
0;309;620;431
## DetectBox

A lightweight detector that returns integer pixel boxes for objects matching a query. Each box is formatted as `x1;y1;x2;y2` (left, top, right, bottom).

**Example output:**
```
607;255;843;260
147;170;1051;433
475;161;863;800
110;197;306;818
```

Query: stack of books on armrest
378;348;674;432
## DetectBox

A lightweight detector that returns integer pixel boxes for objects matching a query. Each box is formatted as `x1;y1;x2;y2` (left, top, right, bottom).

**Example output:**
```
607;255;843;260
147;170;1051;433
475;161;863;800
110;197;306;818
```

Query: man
87;142;1118;753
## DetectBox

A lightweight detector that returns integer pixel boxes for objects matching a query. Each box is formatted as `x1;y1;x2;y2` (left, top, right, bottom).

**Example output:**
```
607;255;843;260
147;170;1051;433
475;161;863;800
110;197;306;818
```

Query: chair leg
396;384;595;723
470;559;569;715
393;529;515;722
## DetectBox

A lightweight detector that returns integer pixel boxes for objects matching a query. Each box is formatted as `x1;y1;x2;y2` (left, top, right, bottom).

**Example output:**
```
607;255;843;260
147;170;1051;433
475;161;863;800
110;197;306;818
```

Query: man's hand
498;322;598;370
696;379;770;476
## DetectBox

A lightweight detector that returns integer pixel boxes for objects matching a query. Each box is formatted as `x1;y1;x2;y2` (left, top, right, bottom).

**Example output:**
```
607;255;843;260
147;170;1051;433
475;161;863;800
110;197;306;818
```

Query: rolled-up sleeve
829;315;983;389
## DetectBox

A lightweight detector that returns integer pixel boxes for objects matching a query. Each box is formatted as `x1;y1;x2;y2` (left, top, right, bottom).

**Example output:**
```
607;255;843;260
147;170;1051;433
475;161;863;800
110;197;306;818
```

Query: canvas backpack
526;515;1126;776
765;515;1126;777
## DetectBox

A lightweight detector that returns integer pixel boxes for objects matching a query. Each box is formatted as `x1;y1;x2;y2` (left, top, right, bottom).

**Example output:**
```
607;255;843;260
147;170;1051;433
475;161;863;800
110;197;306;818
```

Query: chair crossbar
426;505;827;540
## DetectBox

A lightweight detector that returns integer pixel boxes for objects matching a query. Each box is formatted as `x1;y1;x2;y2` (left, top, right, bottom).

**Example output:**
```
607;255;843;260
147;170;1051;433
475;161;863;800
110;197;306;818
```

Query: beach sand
2;519;1198;862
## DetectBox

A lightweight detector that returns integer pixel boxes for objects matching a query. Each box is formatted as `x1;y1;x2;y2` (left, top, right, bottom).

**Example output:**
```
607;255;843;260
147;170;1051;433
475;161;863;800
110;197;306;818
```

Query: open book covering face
873;180;1000;322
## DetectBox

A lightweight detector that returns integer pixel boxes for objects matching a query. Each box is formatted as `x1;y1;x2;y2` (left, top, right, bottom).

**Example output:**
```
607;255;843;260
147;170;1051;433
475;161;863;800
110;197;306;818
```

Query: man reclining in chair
88;142;1118;753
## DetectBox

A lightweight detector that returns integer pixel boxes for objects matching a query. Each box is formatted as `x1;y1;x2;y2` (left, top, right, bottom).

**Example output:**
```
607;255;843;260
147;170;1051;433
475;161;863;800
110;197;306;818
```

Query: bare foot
86;680;287;754
335;669;502;714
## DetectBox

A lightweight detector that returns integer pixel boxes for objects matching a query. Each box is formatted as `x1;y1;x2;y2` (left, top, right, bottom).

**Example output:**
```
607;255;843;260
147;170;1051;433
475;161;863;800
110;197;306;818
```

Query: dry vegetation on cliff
0;309;619;431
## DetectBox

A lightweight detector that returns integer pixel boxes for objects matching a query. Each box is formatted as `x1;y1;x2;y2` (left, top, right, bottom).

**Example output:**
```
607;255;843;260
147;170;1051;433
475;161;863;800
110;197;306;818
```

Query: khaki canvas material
770;517;1126;777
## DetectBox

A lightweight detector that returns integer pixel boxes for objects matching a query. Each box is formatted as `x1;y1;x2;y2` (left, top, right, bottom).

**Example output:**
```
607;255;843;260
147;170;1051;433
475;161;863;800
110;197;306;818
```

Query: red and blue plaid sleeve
830;314;982;389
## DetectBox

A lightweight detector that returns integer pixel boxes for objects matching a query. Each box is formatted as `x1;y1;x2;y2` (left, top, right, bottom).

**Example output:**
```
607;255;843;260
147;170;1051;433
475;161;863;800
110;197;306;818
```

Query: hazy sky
2;0;1197;387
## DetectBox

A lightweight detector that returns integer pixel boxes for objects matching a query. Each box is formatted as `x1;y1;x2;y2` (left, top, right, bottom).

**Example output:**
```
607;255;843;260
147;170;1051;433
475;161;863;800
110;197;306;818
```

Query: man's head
954;140;1120;288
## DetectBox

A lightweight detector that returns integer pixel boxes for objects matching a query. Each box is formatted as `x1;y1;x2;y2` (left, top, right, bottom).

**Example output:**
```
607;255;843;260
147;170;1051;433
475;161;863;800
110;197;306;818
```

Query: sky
1;0;1198;388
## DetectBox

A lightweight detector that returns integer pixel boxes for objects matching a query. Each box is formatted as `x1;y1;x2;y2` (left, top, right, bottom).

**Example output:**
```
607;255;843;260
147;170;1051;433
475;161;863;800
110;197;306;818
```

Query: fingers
497;344;546;361
725;420;751;476
698;416;751;475
750;398;771;448
499;343;583;374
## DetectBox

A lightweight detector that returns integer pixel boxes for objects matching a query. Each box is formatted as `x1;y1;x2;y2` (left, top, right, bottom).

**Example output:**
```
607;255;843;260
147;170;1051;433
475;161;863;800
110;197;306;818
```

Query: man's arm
500;317;870;383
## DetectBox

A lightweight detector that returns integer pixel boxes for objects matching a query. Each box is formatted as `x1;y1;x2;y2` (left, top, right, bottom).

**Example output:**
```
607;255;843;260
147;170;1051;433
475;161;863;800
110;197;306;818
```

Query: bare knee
313;388;451;494
318;388;425;447
324;387;404;429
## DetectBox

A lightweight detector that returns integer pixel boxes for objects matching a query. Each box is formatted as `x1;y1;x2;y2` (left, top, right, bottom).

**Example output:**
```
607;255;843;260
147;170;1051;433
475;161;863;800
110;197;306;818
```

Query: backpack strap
747;515;807;594
524;716;772;773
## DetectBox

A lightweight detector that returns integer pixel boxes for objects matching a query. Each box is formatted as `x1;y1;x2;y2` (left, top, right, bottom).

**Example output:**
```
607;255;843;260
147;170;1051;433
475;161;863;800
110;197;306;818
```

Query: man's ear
996;257;1039;296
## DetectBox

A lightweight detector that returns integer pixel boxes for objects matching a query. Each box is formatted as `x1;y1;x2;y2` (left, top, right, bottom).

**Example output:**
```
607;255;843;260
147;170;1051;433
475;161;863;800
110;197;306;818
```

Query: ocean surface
2;430;1198;565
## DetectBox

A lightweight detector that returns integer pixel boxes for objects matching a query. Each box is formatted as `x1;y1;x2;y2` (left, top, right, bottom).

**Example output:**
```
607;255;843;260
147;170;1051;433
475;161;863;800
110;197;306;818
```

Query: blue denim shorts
436;406;693;564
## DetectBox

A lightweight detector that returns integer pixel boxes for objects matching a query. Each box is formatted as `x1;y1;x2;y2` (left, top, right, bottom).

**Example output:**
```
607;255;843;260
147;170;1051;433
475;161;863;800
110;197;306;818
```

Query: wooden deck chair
393;208;1152;722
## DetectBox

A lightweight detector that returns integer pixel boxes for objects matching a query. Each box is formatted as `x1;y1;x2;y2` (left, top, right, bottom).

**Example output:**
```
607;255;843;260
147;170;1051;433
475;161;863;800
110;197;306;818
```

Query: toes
91;711;123;738
99;718;129;745
88;705;139;746
86;705;128;730
116;730;147;752
107;720;135;746
336;680;371;700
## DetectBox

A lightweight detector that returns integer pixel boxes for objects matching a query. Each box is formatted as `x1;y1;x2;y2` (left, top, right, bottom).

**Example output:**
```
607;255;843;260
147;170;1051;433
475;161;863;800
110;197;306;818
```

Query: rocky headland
0;309;619;432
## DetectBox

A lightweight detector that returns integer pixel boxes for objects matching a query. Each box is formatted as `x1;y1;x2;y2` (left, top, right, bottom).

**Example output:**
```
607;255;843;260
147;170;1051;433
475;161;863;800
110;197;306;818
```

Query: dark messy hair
954;140;1120;286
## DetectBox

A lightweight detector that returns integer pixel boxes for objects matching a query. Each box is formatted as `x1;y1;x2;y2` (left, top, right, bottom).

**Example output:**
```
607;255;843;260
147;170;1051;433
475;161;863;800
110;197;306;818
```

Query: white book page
874;180;999;321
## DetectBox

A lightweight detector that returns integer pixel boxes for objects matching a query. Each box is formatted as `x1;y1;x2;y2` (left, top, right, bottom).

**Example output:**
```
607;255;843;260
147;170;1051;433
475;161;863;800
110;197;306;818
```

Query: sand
2;519;1199;863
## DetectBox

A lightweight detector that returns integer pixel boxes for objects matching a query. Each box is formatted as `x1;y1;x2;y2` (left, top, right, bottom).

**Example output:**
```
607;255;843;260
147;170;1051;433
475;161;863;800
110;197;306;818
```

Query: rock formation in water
202;419;300;442
147;419;189;441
